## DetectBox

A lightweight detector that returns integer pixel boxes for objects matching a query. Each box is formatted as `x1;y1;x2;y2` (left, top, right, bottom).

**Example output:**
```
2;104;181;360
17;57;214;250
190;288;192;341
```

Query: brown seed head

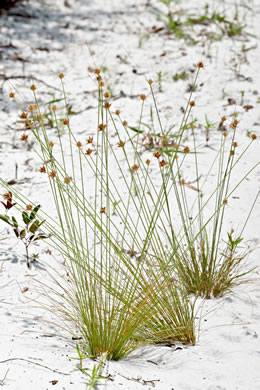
52;105;57;112
86;148;93;156
94;68;101;75
99;81;105;87
223;199;228;205
3;192;12;201
104;102;111;109
87;136;93;144
39;166;46;173
153;151;161;159
63;119;69;126
28;105;34;112
26;204;33;211
30;84;36;91
251;134;257;140
230;150;235;156
64;176;72;184
49;170;57;179
122;120;128;126
59;73;64;79
21;133;28;141
118;140;125;148
148;79;153;85
104;92;110;99
160;159;167;167
9;92;15;98
132;164;139;172
232;142;238;148
37;114;42;121
76;141;82;148
115;110;121;116
221;116;227;122
223;131;228;137
230;119;239;129
49;141;54;148
33;104;38;110
100;207;106;214
190;101;195;107
96;75;102;81
146;159;151;165
98;123;107;131
183;146;190;153
20;112;28;119
197;61;204;68
140;94;147;101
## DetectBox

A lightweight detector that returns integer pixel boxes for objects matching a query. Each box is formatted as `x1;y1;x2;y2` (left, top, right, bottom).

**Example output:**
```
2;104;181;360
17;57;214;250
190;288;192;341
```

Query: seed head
223;199;228;205
76;141;82;148
197;62;204;68
26;204;33;210
221;116;227;122
97;75;102;81
94;68;101;75
21;133;28;141
153;151;161;159
49;141;54;148
132;164;139;172
64;176;72;184
63;119;69;126
9;92;15;98
39;166;46;173
118;140;125;148
20;112;28;119
99;81;105;87
28;105;34;112
104;102;111;109
115;110;120;116
148;79;153;85
140;94;147;101
59;73;64;79
122;120;128;126
30;84;36;91
3;192;12;201
49;170;57;179
230;150;235;156
52;105;57;111
190;101;195;107
86;148;93;155
230;119;239;129
183;146;190;153
223;131;228;137
104;92;110;98
146;159;151;165
100;207;106;214
251;134;257;140
87;136;93;144
232;142;238;148
160;159;167;167
37;114;42;121
98;123;107;131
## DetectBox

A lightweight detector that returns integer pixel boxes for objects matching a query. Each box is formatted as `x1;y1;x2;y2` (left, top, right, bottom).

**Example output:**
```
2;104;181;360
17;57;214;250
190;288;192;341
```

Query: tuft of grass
1;62;258;359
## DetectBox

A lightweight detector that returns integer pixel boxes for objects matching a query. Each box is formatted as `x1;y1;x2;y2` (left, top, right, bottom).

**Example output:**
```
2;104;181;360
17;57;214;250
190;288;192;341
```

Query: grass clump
1;62;258;360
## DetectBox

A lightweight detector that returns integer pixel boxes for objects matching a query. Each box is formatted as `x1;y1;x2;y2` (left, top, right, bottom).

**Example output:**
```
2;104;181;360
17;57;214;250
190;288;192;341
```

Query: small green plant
0;194;47;267
173;71;188;81
72;344;108;389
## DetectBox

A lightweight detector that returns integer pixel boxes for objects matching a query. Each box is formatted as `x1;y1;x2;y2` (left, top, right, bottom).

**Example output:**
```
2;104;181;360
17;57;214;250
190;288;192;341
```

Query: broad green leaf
29;220;40;233
22;212;30;225
0;214;12;226
12;216;18;228
29;205;41;221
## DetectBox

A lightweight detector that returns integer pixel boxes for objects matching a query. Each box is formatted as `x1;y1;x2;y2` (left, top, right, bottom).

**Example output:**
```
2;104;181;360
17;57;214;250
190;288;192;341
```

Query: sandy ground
0;0;260;389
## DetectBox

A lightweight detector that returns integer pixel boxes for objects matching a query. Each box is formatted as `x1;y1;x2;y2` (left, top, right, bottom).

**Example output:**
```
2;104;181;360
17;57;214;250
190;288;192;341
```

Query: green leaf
29;220;40;233
29;205;41;221
20;229;26;240
128;126;144;134
0;214;12;226
12;216;18;228
13;228;20;238
22;212;30;225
